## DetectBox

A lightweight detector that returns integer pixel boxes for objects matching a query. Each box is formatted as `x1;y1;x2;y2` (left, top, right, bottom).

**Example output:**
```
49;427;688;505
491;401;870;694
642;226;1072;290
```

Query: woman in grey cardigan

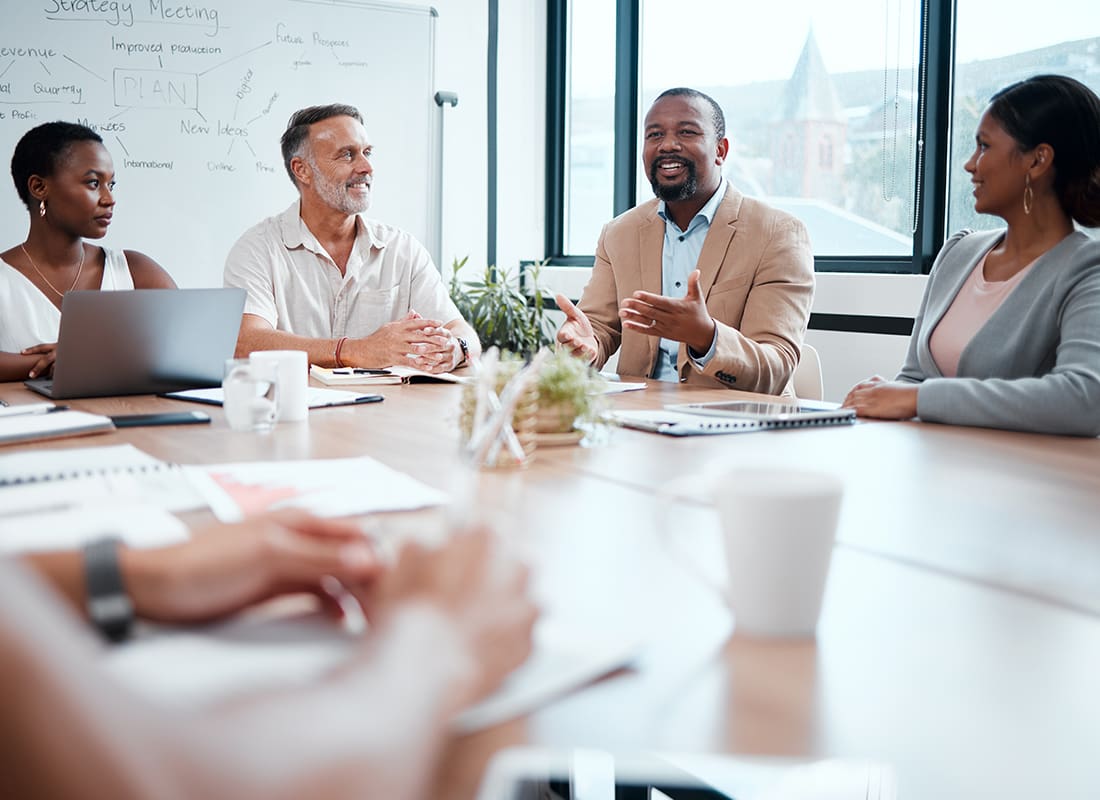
844;74;1100;436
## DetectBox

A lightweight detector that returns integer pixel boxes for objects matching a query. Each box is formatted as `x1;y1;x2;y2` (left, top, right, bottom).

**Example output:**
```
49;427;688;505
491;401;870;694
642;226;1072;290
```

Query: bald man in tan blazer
557;89;814;396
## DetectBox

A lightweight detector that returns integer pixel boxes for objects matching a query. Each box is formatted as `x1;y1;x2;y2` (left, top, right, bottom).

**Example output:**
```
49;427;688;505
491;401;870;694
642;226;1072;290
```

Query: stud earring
1023;174;1033;216
39;199;46;218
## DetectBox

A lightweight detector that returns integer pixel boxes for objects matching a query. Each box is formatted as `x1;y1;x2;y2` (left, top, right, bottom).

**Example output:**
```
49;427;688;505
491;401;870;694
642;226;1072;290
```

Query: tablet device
667;399;856;423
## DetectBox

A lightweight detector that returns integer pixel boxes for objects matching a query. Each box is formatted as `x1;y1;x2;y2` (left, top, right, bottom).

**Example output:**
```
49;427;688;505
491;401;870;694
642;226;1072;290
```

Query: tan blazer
578;185;815;395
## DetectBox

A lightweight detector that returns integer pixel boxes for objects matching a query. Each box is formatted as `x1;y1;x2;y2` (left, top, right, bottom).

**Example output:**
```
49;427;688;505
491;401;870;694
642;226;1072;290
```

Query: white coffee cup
665;467;843;638
249;350;309;422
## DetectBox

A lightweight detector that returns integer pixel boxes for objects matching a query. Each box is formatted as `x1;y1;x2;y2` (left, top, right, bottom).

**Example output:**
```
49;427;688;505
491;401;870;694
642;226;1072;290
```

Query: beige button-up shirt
224;202;460;338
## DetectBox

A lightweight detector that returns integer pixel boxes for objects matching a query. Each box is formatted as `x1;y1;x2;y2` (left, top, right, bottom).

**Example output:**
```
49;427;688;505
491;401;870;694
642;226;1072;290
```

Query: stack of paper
189;455;449;521
0;403;115;447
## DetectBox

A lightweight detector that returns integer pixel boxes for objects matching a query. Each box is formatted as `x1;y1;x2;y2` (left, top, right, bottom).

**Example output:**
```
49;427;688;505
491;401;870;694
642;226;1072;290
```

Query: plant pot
534;400;579;434
458;377;538;469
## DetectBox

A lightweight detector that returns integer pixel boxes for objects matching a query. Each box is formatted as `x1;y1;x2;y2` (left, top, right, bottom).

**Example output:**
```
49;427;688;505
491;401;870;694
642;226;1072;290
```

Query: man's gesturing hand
554;294;598;364
618;269;716;354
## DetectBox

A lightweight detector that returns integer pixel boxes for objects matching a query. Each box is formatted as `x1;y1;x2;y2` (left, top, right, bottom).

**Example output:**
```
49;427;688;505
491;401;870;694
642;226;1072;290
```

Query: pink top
928;252;1035;377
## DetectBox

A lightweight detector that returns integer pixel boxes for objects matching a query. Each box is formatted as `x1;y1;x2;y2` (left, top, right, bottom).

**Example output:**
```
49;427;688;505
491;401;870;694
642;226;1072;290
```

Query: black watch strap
84;538;134;643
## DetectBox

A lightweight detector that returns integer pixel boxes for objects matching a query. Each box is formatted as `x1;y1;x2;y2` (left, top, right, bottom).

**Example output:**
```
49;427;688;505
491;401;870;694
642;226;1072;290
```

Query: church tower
771;29;847;202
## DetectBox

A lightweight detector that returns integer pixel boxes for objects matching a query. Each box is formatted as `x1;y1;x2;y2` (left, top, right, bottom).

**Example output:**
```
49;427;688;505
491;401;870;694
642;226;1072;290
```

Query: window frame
545;0;956;275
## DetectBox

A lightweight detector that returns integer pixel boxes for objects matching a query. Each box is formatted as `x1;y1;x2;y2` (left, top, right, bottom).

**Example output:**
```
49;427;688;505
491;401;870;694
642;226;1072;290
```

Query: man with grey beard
225;104;478;373
555;88;813;395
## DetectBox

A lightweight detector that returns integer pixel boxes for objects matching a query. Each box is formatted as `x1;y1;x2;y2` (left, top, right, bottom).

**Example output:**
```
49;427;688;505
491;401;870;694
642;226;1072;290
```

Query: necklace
20;243;85;297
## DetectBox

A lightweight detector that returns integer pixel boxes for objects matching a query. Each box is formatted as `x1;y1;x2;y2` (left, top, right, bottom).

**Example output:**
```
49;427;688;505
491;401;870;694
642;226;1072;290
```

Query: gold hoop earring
38;199;46;218
1023;174;1033;216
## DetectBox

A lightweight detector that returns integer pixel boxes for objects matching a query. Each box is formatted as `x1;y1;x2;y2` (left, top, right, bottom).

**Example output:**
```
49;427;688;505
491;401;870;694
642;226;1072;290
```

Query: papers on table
0;504;188;553
599;381;647;394
190;455;449;521
0;444;207;516
166;386;381;409
107;615;641;732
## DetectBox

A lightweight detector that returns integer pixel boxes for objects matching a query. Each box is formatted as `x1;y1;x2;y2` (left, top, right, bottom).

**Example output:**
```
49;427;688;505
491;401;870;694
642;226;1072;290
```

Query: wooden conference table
2;378;1099;799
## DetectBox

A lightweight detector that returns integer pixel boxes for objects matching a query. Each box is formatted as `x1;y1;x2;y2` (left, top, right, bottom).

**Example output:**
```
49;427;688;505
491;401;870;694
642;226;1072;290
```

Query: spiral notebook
612;400;856;436
0;444;205;513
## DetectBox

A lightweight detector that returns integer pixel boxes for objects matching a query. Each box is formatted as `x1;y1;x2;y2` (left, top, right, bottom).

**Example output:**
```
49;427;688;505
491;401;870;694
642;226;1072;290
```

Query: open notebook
612;400;856;436
310;365;469;386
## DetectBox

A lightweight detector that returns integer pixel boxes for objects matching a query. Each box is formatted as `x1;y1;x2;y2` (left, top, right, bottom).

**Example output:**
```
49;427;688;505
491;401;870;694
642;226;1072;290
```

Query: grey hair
279;103;364;186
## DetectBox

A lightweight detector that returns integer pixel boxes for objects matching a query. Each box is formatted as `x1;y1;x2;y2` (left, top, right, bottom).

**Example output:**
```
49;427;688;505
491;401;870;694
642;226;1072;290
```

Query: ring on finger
647;318;657;329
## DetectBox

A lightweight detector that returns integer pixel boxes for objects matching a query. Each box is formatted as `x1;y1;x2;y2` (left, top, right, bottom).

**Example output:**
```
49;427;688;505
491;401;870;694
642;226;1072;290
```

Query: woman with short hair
1;121;176;381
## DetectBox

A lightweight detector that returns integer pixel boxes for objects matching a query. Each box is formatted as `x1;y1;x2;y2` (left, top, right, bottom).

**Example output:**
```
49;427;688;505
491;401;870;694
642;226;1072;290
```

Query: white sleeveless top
0;248;133;352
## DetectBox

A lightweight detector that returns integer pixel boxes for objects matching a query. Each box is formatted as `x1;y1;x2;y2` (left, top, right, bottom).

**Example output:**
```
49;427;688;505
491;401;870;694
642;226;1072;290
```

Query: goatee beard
649;159;698;202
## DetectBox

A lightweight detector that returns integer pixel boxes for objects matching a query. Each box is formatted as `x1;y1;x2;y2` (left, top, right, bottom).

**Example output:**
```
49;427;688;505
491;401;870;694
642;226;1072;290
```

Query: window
637;0;920;259
948;0;1100;235
547;0;1100;270
562;1;617;256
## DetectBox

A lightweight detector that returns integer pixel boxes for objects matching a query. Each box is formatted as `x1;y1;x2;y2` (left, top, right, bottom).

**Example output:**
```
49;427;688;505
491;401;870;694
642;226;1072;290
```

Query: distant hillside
672;35;1100;134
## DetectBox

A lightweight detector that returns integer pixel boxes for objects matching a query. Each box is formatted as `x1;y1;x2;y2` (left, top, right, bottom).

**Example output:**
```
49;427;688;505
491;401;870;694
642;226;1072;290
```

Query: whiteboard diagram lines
197;42;273;77
63;55;107;82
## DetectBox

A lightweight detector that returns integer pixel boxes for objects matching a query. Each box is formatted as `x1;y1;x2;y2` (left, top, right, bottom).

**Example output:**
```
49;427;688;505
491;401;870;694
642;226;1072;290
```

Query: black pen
315;395;384;408
332;368;391;375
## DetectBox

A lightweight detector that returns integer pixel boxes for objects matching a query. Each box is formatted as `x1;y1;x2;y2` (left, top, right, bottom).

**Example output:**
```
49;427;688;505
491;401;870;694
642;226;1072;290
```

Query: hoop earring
38;199;46;218
1023;174;1033;216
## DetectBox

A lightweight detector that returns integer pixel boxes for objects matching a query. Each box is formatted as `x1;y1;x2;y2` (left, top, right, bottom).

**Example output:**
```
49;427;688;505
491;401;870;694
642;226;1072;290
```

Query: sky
571;0;1099;97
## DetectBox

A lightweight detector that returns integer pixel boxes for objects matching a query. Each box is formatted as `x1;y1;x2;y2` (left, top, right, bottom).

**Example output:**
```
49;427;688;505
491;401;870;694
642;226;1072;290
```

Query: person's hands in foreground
120;510;383;625
357;525;538;705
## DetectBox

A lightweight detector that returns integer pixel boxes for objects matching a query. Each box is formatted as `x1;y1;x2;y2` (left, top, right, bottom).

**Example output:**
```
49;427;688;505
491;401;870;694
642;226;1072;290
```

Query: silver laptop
25;288;245;399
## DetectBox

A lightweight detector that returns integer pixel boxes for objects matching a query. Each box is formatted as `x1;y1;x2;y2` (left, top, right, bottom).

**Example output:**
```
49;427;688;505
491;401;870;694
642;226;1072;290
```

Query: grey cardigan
897;228;1100;436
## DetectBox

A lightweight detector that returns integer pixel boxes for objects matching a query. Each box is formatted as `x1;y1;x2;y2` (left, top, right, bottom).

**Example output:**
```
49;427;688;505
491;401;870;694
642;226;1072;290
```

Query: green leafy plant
449;257;554;356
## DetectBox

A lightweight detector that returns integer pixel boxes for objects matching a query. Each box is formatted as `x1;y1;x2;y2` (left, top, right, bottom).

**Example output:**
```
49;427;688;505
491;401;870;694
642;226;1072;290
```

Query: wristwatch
84;537;134;643
456;336;470;367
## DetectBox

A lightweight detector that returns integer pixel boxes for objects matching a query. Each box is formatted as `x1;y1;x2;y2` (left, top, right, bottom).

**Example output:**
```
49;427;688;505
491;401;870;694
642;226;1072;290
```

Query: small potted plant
532;348;607;438
450;259;606;447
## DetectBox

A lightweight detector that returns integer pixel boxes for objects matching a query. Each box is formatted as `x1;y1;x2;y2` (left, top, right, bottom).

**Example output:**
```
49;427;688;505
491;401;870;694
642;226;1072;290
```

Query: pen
0;402;61;418
314;395;384;408
332;368;391;375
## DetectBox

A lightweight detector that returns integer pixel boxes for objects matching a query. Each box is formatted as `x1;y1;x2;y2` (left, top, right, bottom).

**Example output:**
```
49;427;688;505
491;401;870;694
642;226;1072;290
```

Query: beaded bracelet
334;336;349;368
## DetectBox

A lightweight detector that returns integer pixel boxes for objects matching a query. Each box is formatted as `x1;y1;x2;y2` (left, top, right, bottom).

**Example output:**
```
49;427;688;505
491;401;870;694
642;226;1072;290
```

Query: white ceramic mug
664;467;844;638
249;350;309;422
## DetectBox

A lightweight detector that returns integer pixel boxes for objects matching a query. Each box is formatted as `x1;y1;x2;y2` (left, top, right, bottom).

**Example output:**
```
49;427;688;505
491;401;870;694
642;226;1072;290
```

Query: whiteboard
0;0;439;288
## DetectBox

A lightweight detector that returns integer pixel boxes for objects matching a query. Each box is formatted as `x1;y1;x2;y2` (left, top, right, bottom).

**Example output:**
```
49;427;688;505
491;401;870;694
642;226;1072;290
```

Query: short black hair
653;87;726;141
10;121;103;209
988;74;1100;227
280;103;364;186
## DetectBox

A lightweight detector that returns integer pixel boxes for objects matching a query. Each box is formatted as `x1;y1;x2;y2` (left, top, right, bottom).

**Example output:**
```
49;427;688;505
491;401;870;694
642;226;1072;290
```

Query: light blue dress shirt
651;180;726;381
